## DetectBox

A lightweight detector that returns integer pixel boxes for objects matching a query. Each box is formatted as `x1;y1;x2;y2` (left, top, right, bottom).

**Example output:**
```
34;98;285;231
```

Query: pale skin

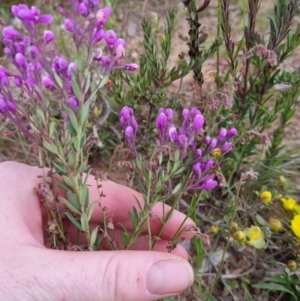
0;161;194;301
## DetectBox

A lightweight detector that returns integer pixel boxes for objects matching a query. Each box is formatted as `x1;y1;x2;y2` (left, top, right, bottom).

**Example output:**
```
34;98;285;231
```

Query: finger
83;176;195;241
0;161;44;245
9;246;194;301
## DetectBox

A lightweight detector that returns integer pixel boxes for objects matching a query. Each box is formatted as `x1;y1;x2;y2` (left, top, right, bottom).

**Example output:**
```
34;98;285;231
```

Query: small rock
127;22;137;37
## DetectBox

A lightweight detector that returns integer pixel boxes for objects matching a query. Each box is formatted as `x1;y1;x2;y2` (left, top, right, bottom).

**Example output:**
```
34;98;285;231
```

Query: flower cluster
120;106;238;191
0;1;138;118
234;225;266;249
279;196;300;239
119;106;138;156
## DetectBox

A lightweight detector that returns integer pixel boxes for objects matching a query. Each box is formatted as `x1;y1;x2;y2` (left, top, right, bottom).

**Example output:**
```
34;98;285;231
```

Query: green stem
206;180;243;300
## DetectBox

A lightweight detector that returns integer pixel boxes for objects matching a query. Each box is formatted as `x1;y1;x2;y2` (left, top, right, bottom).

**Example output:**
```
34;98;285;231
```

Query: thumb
14;247;194;301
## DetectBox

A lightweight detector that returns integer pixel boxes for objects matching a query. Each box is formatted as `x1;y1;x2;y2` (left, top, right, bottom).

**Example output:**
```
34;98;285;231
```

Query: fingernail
146;260;194;295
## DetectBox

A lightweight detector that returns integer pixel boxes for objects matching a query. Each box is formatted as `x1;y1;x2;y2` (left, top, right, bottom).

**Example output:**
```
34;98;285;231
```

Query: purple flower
37;15;53;24
218;128;227;141
42;75;56;90
0;72;9;86
2;27;21;40
169;126;178;142
78;3;89;17
13;76;22;87
193;114;204;131
15;53;26;67
68;97;78;109
96;7;111;26
114;44;125;61
165;108;174;121
29;46;39;59
92;29;105;44
44;30;55;45
104;30;117;48
227;128;238;138
122;64;139;73
125;126;134;139
100;56;111;68
201;177;218;190
221;142;233;152
64;19;74;33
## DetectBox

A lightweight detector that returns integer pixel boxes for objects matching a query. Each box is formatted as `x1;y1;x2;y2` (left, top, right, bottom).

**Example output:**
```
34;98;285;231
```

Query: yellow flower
293;204;300;215
244;225;265;249
287;260;298;271
210;225;219;236
280;197;296;211
291;215;300;238
234;230;246;243
212;147;222;158
269;217;283;233
260;191;272;204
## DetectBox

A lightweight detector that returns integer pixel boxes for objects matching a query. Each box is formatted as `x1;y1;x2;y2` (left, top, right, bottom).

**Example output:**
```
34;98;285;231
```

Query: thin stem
206;179;243;300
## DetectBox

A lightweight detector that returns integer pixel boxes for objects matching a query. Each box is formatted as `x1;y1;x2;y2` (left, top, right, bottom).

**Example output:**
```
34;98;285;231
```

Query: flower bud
221;142;232;152
114;44;125;61
212;147;221;158
15;53;26;67
93;29;105;44
156;112;167;129
269;217;283;233
68;97;78;109
42;75;56;90
2;26;21;40
227;128;237;138
195;149;202;158
44;30;55;45
204;136;211;145
13;76;22;87
209;138;217;150
104;30;117;47
287;260;297;271
260;191;272;204
201;176;218;190
123;64;139;73
37;15;53;24
96;7;112;25
210;225;219;236
29;46;39;59
182;109;190;119
234;230;246;243
125;126;134;139
78;3;89;17
64;19;74;33
218;128;227;141
193;114;204;131
120;106;133;118
100;56;111;67
165;108;174;121
168;126;178;142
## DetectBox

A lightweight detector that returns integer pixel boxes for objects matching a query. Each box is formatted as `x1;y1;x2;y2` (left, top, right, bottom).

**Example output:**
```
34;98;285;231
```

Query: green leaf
65;212;83;231
252;283;297;299
255;214;268;227
87;201;97;222
67;191;80;211
62;175;75;188
80;100;91;123
99;75;110;88
89;226;99;248
71;78;82;101
68;109;79;132
172;182;182;194
80;186;89;209
80;212;88;232
59;197;81;215
43;140;58;154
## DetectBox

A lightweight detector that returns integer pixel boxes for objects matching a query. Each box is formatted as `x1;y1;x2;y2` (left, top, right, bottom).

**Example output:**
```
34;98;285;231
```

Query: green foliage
253;270;300;300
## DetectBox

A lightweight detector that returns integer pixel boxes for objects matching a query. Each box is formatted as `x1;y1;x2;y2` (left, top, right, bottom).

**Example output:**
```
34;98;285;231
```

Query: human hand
0;161;194;301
